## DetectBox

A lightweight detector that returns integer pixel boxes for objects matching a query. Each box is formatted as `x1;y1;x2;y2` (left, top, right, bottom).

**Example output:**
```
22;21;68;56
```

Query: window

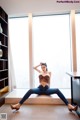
9;17;29;88
75;13;80;71
33;15;71;88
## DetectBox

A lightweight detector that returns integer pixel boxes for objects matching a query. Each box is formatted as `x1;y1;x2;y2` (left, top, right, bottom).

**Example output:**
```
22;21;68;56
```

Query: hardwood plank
0;104;79;120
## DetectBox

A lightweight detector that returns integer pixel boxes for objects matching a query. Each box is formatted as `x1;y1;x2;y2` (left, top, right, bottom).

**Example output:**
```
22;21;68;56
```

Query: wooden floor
0;104;79;120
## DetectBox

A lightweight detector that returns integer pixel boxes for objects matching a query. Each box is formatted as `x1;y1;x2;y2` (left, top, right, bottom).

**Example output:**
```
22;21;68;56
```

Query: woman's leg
45;88;78;111
45;88;68;105
19;88;41;105
11;88;41;110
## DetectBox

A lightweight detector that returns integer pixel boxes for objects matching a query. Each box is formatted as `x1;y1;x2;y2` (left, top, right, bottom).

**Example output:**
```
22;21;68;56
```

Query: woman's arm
33;63;41;73
49;72;51;78
48;72;51;86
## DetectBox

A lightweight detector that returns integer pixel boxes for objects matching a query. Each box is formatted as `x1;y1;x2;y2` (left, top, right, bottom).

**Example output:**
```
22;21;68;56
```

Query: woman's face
41;65;47;72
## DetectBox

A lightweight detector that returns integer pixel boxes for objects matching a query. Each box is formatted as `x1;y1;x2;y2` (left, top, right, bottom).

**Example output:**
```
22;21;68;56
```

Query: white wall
0;0;80;17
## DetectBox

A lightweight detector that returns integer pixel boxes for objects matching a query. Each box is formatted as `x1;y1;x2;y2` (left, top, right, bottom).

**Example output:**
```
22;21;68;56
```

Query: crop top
39;74;50;84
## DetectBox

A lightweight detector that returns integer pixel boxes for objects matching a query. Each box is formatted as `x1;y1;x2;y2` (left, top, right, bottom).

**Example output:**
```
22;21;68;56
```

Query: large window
75;13;80;71
33;15;71;88
9;15;71;89
9;17;29;89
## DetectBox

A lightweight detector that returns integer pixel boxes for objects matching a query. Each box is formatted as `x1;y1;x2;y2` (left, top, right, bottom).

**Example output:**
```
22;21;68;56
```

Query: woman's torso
39;72;50;87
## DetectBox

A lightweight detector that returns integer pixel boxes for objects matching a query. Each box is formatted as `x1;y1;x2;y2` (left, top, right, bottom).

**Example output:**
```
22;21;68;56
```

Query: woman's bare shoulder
48;72;51;76
48;71;51;74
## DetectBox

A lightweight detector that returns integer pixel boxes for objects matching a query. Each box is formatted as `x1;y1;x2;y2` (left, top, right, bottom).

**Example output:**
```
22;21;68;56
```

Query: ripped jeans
19;85;69;105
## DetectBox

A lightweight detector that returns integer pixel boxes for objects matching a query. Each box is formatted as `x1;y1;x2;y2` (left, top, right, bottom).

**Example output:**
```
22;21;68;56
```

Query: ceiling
0;0;80;17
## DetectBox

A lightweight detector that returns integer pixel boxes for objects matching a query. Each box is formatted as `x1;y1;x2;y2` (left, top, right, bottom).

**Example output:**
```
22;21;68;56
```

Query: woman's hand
40;62;42;66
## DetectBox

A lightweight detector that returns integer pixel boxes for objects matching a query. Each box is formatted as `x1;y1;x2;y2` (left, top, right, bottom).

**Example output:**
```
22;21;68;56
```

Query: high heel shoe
10;104;20;111
68;105;78;112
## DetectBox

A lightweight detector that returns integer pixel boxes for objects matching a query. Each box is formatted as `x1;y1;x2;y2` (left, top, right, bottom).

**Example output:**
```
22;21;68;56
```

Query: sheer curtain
9;17;29;89
75;13;80;71
33;15;71;88
9;15;71;89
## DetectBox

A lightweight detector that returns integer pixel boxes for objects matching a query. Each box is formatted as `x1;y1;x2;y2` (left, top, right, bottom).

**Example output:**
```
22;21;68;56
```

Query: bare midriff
40;81;49;87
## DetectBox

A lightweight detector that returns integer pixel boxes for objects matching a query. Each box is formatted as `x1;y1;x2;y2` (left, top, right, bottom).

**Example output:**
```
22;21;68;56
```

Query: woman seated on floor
11;62;78;112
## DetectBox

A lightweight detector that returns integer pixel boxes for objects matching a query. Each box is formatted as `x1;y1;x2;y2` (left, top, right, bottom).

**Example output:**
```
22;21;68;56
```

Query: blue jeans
19;85;69;105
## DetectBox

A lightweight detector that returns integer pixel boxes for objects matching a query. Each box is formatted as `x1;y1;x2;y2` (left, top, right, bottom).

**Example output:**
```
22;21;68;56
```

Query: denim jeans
19;85;69;105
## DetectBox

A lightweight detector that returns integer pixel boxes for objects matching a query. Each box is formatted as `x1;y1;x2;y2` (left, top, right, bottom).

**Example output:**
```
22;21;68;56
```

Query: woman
11;62;77;112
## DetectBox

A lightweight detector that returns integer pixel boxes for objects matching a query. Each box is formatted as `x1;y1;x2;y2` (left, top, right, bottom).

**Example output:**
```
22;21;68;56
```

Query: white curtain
33;15;71;88
75;14;80;71
9;17;29;89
